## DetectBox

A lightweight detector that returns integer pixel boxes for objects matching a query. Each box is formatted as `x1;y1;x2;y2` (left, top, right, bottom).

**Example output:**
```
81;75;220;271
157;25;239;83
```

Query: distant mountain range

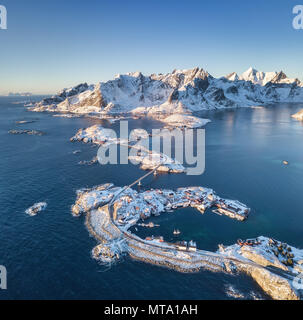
9;92;33;97
29;67;303;115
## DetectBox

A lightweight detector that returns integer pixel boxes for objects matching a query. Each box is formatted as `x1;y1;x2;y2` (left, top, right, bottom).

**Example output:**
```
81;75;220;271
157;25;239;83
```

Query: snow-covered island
15;120;37;125
9;129;45;136
29;67;303;119
161;114;211;128
25;202;47;216
71;183;249;221
71;124;186;173
71;183;303;300
292;109;303;121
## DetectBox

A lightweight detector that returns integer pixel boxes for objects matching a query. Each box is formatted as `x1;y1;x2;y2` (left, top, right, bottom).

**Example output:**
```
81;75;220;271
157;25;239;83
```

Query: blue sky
0;0;302;94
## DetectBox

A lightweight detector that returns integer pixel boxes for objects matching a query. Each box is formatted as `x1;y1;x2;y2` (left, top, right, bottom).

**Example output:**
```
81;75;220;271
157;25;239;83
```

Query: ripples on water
0;97;302;299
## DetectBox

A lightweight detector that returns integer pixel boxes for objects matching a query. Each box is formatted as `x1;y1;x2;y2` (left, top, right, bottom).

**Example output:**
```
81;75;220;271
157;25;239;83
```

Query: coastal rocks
92;239;127;263
8;129;45;136
246;266;299;300
71;183;117;216
78;156;98;166
221;236;303;300
224;285;245;299
25;202;47;216
292;109;303;121
15;120;37;125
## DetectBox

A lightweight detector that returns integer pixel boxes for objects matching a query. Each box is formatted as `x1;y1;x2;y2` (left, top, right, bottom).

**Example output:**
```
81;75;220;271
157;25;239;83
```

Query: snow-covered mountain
227;67;301;86
30;67;303;115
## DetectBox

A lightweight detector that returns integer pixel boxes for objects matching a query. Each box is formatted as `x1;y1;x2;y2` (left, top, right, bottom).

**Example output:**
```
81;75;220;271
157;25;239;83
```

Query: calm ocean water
0;97;303;300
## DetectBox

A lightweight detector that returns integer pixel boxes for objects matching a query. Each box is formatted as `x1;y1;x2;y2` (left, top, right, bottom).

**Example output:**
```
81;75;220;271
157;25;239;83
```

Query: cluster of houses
73;183;250;225
213;199;250;221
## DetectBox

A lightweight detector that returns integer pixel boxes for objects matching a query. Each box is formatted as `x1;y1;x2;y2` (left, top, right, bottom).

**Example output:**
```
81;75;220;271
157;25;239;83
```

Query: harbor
70;162;303;300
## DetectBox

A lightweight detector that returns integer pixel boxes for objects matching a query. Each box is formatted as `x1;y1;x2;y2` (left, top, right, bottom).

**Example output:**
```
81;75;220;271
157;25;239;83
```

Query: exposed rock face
221;236;303;300
30;67;303;115
61;83;107;111
34;83;89;111
244;265;299;300
240;244;289;271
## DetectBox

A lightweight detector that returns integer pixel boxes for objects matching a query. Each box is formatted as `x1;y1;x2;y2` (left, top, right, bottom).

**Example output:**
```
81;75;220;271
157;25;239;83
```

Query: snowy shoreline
71;182;302;300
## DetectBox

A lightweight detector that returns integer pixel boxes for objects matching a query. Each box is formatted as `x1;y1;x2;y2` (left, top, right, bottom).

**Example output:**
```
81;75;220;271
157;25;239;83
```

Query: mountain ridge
30;67;303;115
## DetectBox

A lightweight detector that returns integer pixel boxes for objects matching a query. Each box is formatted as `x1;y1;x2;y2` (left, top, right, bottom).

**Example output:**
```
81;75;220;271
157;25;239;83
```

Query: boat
173;229;181;235
283;160;289;165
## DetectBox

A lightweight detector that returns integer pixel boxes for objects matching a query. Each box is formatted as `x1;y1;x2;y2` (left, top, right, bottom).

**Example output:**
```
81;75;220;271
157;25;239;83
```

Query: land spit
72;183;302;300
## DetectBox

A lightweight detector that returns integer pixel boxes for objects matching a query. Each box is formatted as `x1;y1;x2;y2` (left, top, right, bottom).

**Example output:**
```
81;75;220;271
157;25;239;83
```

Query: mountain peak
225;72;239;81
242;67;258;76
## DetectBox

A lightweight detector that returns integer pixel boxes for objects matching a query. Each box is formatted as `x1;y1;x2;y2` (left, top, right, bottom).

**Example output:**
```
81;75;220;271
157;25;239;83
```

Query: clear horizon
0;0;302;95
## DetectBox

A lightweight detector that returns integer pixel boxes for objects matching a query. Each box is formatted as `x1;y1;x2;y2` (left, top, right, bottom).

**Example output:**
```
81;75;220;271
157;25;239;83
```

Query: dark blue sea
0;96;303;300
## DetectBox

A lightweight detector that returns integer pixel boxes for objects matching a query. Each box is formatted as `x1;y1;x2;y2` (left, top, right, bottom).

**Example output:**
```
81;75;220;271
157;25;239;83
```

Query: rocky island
292;109;303;121
70;124;187;173
25;202;47;216
9;129;45;136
